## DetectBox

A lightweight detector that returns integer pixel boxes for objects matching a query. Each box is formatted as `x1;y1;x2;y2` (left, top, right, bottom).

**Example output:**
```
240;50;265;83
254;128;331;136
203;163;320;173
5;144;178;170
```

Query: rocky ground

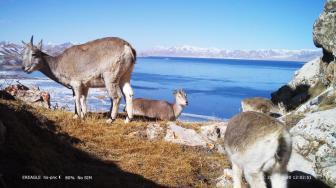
0;96;230;188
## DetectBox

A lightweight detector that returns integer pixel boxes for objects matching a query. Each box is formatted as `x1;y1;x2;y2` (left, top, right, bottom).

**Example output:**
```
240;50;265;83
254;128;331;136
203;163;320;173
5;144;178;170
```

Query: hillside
0;96;229;188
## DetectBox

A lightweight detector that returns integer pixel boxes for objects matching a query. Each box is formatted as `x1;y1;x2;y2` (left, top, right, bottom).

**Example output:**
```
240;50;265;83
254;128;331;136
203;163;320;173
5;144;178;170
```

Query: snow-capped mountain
1;42;322;71
0;42;72;70
140;45;322;62
0;42;24;70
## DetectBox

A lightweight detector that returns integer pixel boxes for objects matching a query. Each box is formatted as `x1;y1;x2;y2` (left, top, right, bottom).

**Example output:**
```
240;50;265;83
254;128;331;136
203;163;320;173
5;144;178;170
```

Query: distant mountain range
0;42;23;70
0;42;322;71
140;45;322;62
0;41;72;70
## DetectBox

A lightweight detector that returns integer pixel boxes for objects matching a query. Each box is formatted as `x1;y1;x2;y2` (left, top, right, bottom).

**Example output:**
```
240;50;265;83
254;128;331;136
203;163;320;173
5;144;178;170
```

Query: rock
129;121;228;152
128;124;164;139
296;86;334;112
146;123;164;140
289;58;322;88
164;122;208;147
313;0;336;87
310;97;321;106
287;150;316;177
271;84;310;111
289;92;310;108
199;122;227;142
325;61;336;86
313;0;336;58
271;85;293;106
163;122;228;151
327;88;336;97
4;84;51;108
199;122;228;152
0;120;6;147
4;83;29;95
290;108;336;187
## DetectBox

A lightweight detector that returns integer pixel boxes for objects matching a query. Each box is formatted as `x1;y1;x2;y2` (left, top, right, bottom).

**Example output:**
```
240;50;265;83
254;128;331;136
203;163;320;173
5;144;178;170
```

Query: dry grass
282;113;306;129
175;121;203;132
318;91;336;111
308;81;327;98
0;98;229;188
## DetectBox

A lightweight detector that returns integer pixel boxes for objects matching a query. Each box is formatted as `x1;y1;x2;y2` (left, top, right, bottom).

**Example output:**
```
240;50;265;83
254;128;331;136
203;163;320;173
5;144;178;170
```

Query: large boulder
313;0;336;87
163;122;227;151
290;108;336;187
128;121;227;151
313;0;336;59
146;123;164;140
289;58;322;88
164;123;208;147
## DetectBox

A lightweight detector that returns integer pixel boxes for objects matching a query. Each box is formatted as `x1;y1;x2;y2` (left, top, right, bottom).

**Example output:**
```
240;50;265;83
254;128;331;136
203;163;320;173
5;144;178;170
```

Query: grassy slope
0;98;229;188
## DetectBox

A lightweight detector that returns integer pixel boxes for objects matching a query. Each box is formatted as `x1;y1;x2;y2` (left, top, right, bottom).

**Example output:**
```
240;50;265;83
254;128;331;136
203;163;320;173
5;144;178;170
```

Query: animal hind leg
80;87;89;118
72;89;77;115
244;170;266;188
105;81;122;123
72;86;83;119
232;162;243;188
121;82;133;123
270;167;287;188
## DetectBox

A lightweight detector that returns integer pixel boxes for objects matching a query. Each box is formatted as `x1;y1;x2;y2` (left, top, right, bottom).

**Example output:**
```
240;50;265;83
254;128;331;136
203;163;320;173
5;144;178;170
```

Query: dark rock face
271;84;310;111
271;85;294;106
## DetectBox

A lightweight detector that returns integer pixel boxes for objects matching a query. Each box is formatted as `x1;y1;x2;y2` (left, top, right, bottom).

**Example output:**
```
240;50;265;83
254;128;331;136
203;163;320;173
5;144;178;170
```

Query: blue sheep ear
173;89;177;94
182;89;187;96
37;40;43;50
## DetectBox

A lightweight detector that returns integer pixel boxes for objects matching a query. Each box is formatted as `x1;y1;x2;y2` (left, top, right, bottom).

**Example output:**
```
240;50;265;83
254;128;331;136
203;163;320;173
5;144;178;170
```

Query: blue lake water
132;57;303;120
1;57;304;121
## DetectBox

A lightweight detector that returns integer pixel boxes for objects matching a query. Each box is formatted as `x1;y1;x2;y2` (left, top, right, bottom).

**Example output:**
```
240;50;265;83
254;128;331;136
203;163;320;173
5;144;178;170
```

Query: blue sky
0;0;325;50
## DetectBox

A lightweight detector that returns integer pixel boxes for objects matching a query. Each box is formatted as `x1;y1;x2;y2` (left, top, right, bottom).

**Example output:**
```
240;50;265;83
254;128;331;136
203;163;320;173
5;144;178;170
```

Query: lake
0;57;304;121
